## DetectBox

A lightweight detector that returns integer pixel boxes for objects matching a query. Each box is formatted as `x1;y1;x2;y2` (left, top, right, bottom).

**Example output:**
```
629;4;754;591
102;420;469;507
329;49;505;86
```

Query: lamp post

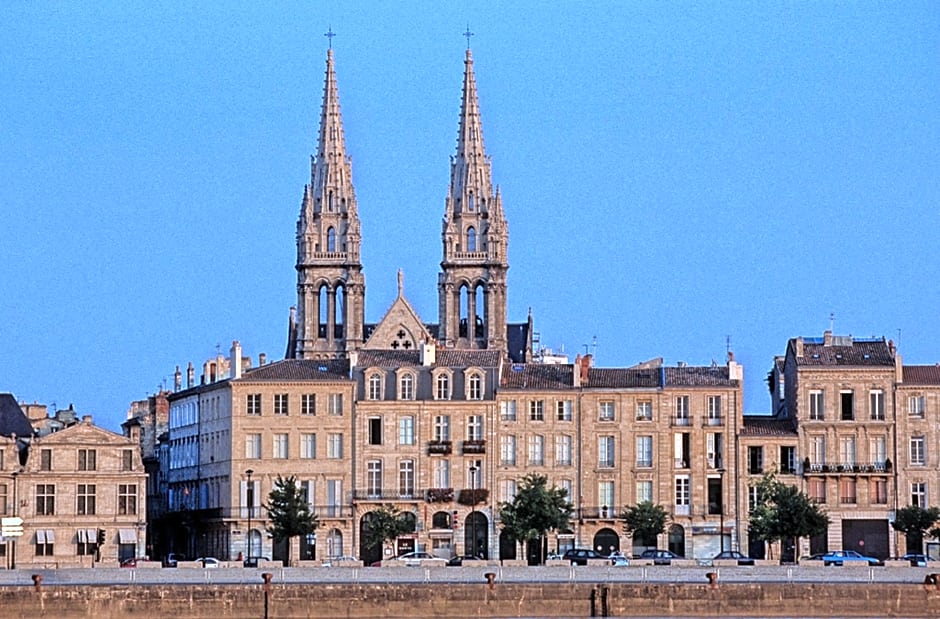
469;465;478;558
10;471;18;570
717;467;726;554
246;469;254;566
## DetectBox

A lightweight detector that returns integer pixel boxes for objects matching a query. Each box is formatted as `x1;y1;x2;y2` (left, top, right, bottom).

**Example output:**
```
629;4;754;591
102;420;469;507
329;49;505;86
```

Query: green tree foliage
498;474;573;564
361;505;413;552
892;505;940;552
265;475;318;564
748;472;829;556
621;501;669;547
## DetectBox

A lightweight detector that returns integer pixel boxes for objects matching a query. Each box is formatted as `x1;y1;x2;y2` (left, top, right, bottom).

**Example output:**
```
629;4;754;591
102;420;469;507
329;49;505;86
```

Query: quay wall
0;582;939;618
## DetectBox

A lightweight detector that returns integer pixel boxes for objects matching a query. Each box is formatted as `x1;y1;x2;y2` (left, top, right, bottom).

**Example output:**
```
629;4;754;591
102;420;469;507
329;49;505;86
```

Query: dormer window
368;372;383;401
399;373;415;401
435;372;451;400
467;371;484;400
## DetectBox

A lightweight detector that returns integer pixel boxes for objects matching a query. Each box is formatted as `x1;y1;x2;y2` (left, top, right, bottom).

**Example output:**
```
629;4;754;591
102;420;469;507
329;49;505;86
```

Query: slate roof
663;366;737;387
741;416;798;437
241;359;350;381
501;363;575;390
793;338;894;366
357;349;502;369
586;368;661;389
902;365;940;385
0;394;35;438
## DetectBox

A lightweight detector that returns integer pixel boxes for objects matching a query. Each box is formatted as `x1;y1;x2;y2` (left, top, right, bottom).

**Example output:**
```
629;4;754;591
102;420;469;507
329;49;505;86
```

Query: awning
119;529;137;544
78;528;96;543
36;529;55;544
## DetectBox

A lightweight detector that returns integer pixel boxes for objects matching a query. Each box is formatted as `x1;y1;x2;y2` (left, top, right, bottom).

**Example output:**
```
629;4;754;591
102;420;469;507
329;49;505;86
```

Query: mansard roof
790;336;894;367
501;363;575;390
0;394;34;438
741;415;797;437
902;365;940;385
241;359;350;381
357;349;502;370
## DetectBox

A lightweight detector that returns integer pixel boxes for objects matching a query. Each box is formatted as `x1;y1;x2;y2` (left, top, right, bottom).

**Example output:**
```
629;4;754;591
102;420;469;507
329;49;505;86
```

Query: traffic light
452;510;459;530
97;529;106;545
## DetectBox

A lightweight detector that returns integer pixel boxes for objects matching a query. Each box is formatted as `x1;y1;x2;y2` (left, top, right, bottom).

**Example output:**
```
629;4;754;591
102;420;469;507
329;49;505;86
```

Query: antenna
591;335;597;357
726;335;731;355
897;328;902;350
829;312;835;332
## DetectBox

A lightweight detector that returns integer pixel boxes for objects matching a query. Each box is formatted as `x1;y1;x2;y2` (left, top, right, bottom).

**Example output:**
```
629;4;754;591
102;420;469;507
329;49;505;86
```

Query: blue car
821;550;880;566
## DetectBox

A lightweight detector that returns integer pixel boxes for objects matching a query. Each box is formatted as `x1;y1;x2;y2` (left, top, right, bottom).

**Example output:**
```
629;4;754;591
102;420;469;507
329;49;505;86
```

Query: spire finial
325;26;336;49
397;269;404;297
463;24;474;50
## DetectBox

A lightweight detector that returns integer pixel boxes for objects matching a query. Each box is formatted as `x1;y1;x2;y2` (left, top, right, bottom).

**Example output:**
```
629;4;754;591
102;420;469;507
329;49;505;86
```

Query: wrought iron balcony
427;440;453;455
461;439;486;455
425;487;454;503
802;460;892;476
351;490;422;502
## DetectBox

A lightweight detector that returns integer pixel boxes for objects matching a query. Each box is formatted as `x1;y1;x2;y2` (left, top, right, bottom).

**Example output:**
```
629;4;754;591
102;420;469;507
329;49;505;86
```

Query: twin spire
291;38;509;359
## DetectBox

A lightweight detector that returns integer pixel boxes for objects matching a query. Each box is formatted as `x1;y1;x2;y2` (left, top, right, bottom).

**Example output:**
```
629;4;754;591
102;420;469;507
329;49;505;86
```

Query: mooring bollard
923;573;939;590
262;572;273;619
706;571;718;588
31;574;42;591
484;572;496;589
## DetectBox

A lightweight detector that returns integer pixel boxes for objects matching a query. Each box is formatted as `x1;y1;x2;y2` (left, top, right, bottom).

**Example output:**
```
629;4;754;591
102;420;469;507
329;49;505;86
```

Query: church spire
438;45;509;352
292;43;365;360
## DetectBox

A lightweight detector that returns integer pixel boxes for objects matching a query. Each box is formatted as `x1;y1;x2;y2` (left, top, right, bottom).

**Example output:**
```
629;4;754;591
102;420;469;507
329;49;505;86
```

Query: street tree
361;505;413;555
621;501;669;549
265;475;318;565
892;505;940;554
498;474;573;564
748;472;829;559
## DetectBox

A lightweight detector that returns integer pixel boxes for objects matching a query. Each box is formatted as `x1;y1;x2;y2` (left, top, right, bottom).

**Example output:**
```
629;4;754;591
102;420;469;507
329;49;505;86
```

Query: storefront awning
119;529;137;544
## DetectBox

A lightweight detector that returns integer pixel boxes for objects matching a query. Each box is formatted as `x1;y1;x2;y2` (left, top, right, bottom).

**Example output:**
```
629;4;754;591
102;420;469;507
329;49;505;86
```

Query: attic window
863;354;871;359
835;354;843;359
318;366;328;372
511;364;524;373
812;354;820;359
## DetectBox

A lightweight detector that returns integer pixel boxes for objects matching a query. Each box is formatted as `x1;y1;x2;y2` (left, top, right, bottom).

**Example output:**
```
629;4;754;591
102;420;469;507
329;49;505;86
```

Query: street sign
1;528;23;537
1;517;23;527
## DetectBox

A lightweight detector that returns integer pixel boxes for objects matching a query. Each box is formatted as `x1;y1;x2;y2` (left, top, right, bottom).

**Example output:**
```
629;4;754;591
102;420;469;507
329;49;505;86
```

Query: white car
390;551;447;567
194;557;220;568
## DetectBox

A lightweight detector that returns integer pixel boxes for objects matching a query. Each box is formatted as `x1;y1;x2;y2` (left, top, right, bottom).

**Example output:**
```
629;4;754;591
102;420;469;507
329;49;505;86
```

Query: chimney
186;362;195;388
259;353;266;366
823;330;833;346
580;354;592;384
728;358;743;382
230;340;243;379
174;365;182;392
573;355;582;387
82;415;93;425
795;337;804;358
420;341;436;366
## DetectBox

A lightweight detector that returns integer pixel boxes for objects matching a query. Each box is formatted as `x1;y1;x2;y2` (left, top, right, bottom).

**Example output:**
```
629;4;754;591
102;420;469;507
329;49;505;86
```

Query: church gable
364;273;434;351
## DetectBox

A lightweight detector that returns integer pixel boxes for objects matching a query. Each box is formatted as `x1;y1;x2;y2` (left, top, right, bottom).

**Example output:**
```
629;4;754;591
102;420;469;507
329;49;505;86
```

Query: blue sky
2;2;938;431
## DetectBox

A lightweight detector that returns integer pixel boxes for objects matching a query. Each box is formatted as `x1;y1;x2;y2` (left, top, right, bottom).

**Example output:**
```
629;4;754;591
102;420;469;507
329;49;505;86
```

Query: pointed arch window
467;227;477;252
328;191;334;212
468;193;475;212
327;227;336;252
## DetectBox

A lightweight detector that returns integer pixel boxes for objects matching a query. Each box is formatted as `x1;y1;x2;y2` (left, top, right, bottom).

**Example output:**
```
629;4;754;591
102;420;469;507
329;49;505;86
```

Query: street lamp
468;465;478;558
717;467;726;554
10;470;18;570
246;469;254;566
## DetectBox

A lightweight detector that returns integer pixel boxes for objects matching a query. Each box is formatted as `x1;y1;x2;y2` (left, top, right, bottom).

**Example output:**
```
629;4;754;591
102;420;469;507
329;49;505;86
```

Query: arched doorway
593;527;620;556
668;524;686;557
248;529;263;561
326;528;343;558
359;511;382;566
463;512;488;558
499;530;516;561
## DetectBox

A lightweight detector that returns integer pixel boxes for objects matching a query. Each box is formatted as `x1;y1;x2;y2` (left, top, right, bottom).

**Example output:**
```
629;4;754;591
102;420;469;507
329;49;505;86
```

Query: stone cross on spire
325;26;336;49
463;25;474;50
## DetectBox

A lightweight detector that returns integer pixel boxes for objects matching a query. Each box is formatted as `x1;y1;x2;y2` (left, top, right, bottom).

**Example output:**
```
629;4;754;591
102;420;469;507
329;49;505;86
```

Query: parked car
163;553;186;568
447;554;484;566
638;549;681;565
562;548;606;565
800;553;825;563
193;557;220;568
384;551;447;567
120;557;148;568
243;556;271;567
821;550;880;566
713;550;755;566
608;551;630;566
321;555;359;567
900;553;928;567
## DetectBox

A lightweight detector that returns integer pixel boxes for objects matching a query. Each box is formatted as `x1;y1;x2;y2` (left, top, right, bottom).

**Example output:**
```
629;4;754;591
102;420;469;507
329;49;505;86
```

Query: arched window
467;227;477;252
468;193;474;212
368;373;382;400
328;191;334;212
436;373;451;400
399;373;415;400
327;227;336;252
468;373;483;400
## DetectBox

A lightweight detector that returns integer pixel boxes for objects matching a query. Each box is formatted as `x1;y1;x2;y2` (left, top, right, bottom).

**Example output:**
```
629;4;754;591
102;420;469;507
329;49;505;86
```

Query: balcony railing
579;506;618;520
672;416;691;427
462;439;486;455
427;440;453;455
705;416;723;427
674;458;689;469
457;488;489;506
636;459;653;468
351;490;422;501
803;460;892;475
426;488;454;503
